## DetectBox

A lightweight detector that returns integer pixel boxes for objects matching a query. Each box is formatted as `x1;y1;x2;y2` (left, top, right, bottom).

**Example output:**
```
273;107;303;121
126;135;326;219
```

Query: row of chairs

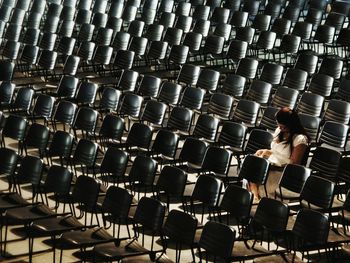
1;140;350;262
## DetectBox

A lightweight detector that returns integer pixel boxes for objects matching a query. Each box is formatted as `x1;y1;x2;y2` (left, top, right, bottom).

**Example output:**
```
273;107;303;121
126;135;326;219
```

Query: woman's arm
290;144;308;164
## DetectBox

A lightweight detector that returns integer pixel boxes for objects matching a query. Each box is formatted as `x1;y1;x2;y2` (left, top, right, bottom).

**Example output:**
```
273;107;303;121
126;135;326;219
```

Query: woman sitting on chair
249;107;310;202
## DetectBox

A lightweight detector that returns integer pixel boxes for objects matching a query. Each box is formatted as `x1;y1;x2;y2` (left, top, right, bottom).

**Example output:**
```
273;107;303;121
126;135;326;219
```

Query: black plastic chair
69;139;98;178
192;114;220;142
128;155;158;200
96;147;129;186
216;185;253;236
275;164;312;202
51;100;77;131
176;137;208;171
23;123;50;158
323;99;350;125
1;114;28;154
92;197;166;262
0;147;19;191
187;174;224;223
308;146;342;182
140;100;167;127
299;175;335;213
72;107;99;139
239;155;270;197
156;166;187;211
96;114;125;149
150;129;179;163
232;99;260;127
317;121;349;152
46;130;74;167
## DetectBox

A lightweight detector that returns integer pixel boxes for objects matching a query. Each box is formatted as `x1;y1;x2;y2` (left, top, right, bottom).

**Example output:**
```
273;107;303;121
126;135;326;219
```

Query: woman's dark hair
275;107;310;145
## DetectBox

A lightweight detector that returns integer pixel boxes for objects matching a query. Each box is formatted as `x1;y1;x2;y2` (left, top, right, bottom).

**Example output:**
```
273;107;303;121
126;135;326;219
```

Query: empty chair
167;106;193;134
193;114;220;142
318;56;344;81
157;81;182;106
207;93;234;119
74;82;98;106
282;68;308;91
259;106;279;131
187;174;224;222
232;99;260;127
72;107;99;139
128;20;145;37
116;69;139;93
299;113;321;145
150;129;179;161
31;94;55;123
309;147;341;182
51;100;77;131
271;86;299;109
275;164;312;201
236;57;259;80
246;80;272;106
259;63;284;86
196;68;220;93
221;74;246;99
1;115;28;153
307;73;334;98
96;114;124;148
140;100;167;127
323;99;350;124
177;64;201;87
318;121;349;152
225;39;248;68
294;52;319;76
336;78;350;103
297;92;325;117
23;123;50;157
180;86;205;112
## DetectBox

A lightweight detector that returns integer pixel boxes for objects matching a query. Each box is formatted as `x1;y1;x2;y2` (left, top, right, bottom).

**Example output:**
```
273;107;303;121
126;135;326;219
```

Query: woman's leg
248;182;261;201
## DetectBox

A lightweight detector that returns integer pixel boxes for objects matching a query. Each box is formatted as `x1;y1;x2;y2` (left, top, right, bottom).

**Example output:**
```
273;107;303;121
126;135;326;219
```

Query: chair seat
0;193;29;211
58;226;115;249
30;215;84;236
121;254;154;262
94;239;151;260
231;240;271;260
4;203;56;224
275;187;300;201
253;253;304;263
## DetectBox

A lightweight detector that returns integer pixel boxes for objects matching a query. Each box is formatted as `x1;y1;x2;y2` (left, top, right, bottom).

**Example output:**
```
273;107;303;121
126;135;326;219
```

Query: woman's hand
255;149;272;158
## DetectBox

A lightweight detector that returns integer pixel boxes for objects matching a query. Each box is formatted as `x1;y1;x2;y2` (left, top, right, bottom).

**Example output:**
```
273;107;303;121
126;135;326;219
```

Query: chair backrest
244;129;273;154
218;121;247;150
291;209;329;248
100;148;129;179
252;197;289;234
156;166;188;198
126;122;153;150
220;184;253;220
16;155;44;186
239;155;270;185
101;186;133;221
0;147;18;177
163;209;198;246
308;146;341;181
193;114;220;142
134;197;166;233
43;165;72;195
278;164;312;196
151;129;179;159
201;146;232;176
128;155;157;186
72;175;100;209
178;137;208;167
199;221;235;261
300;175;335;210
191;174;224;207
